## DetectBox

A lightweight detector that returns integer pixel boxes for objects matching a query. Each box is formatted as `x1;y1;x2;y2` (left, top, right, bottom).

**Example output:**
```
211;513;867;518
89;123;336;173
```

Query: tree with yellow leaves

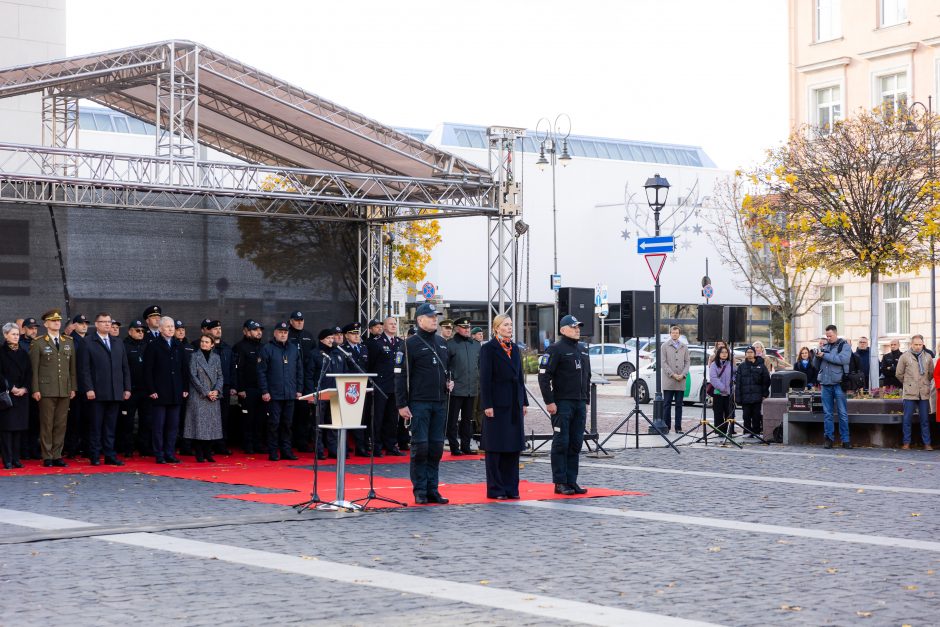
748;108;938;388
708;175;822;358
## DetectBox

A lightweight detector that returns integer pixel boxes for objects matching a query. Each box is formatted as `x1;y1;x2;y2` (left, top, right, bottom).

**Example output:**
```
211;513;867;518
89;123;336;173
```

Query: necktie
104;337;111;352
54;337;59;349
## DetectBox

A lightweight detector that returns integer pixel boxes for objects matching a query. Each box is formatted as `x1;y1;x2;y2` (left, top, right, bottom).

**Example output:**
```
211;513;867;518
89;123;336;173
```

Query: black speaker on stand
697;304;724;343
559;287;595;337
723;306;747;344
620;290;655;339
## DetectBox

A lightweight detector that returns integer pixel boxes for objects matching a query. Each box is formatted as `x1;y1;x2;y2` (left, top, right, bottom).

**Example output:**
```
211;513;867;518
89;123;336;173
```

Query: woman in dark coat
793;346;818;388
734;347;771;436
478;314;528;499
0;323;32;469
184;335;224;462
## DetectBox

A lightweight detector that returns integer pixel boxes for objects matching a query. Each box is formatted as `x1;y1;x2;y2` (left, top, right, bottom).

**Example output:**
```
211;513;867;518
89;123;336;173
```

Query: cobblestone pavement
2;443;938;625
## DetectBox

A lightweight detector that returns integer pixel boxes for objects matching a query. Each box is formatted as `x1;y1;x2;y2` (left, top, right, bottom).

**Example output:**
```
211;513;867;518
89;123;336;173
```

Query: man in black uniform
19;317;41;459
65;314;90;458
305;328;335;459
327;325;349;457
338;322;371;456
120;320;149;457
395;303;454;504
366;319;383;341
233;320;265;454
287;311;316;452
366;316;404;457
538;314;591;496
142;305;163;344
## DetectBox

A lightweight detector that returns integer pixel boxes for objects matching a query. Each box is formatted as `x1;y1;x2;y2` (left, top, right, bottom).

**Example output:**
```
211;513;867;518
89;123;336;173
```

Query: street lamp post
536;114;572;334
908;97;936;353
644;173;670;434
384;228;395;318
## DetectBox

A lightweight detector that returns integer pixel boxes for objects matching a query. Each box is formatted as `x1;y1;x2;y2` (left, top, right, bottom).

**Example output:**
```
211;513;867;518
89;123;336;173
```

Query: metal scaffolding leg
486;127;524;337
41;89;78;176
358;213;383;325
155;42;200;185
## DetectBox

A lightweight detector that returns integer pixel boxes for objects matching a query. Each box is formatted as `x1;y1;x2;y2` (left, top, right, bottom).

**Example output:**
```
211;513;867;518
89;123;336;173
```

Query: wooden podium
317;373;375;510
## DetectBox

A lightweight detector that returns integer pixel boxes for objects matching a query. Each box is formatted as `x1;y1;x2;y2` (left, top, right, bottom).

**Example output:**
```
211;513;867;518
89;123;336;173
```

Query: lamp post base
648;396;668;435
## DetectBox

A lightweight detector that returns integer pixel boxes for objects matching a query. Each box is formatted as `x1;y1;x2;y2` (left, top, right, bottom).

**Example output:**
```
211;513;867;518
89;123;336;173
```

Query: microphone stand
335;344;407;510
294;352;332;513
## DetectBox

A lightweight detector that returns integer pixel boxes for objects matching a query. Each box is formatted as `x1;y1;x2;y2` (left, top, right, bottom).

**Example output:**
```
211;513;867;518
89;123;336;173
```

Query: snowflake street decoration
618;179;709;244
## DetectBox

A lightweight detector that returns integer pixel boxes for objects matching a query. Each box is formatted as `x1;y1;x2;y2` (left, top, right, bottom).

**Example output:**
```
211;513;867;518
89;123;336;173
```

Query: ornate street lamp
644;173;670;434
906;97;936;353
536;114;572;334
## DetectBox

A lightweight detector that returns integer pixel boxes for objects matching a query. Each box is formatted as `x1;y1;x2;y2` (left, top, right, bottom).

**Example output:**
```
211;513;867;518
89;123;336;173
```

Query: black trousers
485;451;520;498
741;402;763;434
352;393;376;452
22;398;40;458
239;390;265;452
292;398;312;449
150;405;180;460
64;396;88;456
711;394;733;432
1;430;23;465
446;395;475;452
87;400;120;459
217;387;235;447
266;399;294;454
373;389;399;452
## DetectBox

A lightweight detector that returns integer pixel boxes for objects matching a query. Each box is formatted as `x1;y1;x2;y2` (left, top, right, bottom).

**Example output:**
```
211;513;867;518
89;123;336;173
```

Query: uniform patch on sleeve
395;351;404;365
539;354;550;367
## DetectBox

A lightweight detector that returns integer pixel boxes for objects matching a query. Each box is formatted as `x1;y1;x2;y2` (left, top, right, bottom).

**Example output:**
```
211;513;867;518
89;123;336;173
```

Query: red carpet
1;452;644;508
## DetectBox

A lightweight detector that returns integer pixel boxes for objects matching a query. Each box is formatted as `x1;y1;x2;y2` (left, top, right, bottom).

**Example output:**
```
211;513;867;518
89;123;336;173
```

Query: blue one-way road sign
637;236;675;254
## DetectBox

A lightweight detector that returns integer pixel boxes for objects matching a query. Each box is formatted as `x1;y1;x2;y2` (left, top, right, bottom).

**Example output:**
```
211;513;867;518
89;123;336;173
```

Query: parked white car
587;343;653;379
628;345;713;407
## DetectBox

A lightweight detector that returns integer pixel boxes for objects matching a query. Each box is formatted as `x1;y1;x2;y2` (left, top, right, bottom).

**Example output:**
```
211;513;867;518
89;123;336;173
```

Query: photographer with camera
812;324;852;449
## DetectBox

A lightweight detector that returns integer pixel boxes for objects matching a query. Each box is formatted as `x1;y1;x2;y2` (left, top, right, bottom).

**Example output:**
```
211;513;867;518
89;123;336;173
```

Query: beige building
788;0;940;353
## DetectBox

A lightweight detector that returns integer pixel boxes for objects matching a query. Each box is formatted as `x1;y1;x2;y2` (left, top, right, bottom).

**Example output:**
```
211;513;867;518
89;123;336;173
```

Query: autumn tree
749;108;938;387
707;175;822;358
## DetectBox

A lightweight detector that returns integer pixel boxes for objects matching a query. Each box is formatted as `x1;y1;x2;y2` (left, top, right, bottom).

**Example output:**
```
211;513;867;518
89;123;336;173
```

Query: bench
784;412;902;446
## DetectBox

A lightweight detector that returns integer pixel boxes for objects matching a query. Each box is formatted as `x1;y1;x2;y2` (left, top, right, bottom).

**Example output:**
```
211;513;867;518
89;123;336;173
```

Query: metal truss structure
0;40;514;323
486;126;524;337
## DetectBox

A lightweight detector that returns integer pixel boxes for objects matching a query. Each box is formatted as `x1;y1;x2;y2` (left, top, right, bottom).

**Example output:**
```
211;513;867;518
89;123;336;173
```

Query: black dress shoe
205;453;215;463
507;494;520;499
195;455;205;463
316;452;327;460
824;438;834;449
3;462;11;470
43;459;54;467
427;493;449;504
387;448;406;457
450;450;464;456
89;457;100;466
281;451;298;461
414;494;428;504
373;450;385;458
399;444;410;451
12;461;23;469
165;456;181;464
842;442;853;449
243;447;255;455
554;484;575;495
461;448;473;455
355;448;370;457
268;452;279;461
104;457;124;466
569;483;588;495
52;458;67;467
494;495;508;500
155;458;166;464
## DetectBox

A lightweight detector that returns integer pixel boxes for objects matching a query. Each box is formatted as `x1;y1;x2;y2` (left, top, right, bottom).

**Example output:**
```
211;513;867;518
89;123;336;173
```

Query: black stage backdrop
0;203;359;335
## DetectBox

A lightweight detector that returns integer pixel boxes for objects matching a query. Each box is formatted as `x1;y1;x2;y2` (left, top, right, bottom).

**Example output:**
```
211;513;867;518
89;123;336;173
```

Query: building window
880;0;907;27
816;0;841;41
820;285;844;332
883;281;910;335
813;85;842;133
878;72;908;116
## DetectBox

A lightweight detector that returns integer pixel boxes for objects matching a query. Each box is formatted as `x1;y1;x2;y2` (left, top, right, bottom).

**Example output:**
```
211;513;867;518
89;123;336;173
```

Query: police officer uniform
257;321;304;461
287;311;316;452
306;329;336;459
65;314;90;458
339;322;372;456
30;309;77;467
18;317;41;459
326;326;349;457
121;320;150;456
366;322;404;456
142;305;163;345
394;303;451;504
366;319;383;341
537;315;591;496
233;320;265;454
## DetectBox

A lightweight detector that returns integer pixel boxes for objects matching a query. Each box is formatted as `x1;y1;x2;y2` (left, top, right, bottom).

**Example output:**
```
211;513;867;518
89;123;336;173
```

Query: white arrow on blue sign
637;236;675;254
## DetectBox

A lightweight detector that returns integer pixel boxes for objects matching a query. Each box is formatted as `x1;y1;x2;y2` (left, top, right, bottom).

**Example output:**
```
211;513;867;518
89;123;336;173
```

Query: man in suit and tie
80;312;132;466
29;309;77;467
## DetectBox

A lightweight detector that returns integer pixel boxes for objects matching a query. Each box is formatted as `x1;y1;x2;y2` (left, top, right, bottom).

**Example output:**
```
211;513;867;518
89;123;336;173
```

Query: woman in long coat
184;334;224;462
0;323;32;469
479;314;528;499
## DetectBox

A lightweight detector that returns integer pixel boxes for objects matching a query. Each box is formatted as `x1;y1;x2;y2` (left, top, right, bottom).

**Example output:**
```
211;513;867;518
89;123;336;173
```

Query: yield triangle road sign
645;253;667;282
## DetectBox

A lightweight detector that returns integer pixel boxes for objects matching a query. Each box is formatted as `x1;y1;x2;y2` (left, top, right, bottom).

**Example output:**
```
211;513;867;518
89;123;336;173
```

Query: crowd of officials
0;303;593;504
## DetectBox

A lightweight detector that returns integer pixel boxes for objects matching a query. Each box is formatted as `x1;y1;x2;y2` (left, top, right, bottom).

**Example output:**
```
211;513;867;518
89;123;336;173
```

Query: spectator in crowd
1;322;31;469
813;325;852;449
366;316;404;458
144;316;189;464
709;345;735;435
708;340;728;366
793;347;818;388
79;312;131;466
142;305;162;343
660;325;690;434
735;346;771;437
108;320;122;338
257;321;303;462
881;339;903;389
184;334;224;462
233;320;265;454
897;334;934;451
19;317;39;351
122;320;150;457
471;326;484;343
479;314;527;499
751;340;774;373
854;337;872;390
17;318;40;460
439;319;455;342
65;313;89;458
30;309;76;467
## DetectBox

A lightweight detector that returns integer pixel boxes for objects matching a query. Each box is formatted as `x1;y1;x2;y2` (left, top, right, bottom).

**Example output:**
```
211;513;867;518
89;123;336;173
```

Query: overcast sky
67;0;789;171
